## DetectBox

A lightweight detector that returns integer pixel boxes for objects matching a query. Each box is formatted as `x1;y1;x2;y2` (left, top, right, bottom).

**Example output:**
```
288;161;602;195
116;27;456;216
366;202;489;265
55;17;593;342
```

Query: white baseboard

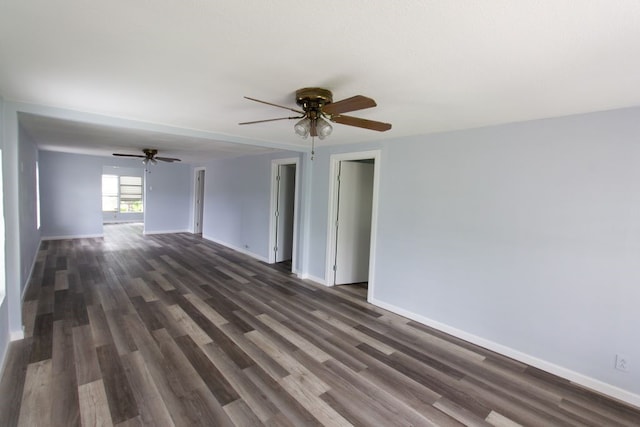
202;235;269;263
22;238;42;301
300;273;329;287
0;329;25;388
369;297;640;409
10;329;24;341
0;340;8;389
42;233;104;240
143;229;190;235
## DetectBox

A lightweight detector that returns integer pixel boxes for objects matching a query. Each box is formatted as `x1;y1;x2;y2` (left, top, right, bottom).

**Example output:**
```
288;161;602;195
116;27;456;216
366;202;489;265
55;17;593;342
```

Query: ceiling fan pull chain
311;136;315;161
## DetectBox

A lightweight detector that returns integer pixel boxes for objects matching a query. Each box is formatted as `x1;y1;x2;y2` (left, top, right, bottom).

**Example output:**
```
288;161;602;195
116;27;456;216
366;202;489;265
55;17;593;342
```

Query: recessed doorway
269;158;300;273
193;168;205;235
326;150;380;300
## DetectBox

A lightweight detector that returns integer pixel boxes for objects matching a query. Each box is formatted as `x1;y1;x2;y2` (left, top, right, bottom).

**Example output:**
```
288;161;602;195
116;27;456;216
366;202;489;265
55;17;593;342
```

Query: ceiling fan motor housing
143;148;158;158
296;88;333;113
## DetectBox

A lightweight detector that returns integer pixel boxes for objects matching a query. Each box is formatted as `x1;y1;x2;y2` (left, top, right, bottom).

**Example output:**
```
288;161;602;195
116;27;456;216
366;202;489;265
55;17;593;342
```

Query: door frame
192;167;206;234
325;150;381;298
268;157;300;272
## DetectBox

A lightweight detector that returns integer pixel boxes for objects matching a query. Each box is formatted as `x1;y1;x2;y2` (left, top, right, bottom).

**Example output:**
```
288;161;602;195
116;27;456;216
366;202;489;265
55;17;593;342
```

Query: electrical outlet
615;354;629;372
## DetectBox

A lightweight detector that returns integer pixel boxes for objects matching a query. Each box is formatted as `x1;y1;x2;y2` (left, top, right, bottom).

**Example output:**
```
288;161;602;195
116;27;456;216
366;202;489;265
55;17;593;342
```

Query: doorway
269;158;299;272
326;151;380;297
193;168;205;235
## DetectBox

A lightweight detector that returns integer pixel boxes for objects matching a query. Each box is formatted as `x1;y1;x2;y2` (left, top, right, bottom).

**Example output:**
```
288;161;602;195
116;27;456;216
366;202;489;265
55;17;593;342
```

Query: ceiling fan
112;148;181;165
239;87;392;141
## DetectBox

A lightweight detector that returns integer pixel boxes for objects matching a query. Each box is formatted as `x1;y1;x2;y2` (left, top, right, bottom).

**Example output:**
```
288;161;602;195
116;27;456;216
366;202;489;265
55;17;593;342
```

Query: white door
275;164;295;262
334;161;374;285
194;169;205;234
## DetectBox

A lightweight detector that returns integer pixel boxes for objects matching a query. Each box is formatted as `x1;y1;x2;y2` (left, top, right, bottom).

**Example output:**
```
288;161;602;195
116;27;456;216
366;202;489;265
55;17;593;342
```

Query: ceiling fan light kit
294;118;311;139
241;87;391;157
315;117;333;140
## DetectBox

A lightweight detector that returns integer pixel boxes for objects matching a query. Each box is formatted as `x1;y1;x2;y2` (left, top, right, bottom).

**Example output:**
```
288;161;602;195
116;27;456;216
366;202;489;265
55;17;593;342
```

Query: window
102;175;119;212
119;176;143;213
36;161;41;229
102;174;143;213
0;150;5;303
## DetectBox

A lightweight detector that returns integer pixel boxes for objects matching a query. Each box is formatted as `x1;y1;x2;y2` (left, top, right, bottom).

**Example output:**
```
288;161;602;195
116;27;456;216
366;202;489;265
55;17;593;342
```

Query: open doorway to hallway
326;151;380;299
269;158;299;273
193;168;205;235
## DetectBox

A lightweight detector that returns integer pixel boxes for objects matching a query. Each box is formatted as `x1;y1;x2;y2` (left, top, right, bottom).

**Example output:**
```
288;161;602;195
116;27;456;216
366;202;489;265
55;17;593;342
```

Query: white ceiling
17;113;278;162
2;1;640;161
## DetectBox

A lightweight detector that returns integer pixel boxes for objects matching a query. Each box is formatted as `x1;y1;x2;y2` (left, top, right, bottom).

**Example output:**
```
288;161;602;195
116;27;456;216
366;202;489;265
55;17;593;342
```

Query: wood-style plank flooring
1;223;639;426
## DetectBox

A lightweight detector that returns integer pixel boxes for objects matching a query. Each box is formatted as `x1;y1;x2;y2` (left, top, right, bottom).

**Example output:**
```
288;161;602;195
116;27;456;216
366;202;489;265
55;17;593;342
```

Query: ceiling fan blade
322;95;377;115
244;96;305;114
155;157;181;162
239;116;304;125
331;115;392;132
113;153;145;158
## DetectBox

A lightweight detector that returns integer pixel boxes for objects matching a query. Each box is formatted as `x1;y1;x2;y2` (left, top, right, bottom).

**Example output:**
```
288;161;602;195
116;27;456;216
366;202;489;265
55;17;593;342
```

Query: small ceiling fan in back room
240;87;392;158
112;149;181;165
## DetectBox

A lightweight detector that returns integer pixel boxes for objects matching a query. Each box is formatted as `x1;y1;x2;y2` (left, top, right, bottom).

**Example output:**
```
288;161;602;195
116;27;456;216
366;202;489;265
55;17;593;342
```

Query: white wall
18;126;41;295
202;152;301;261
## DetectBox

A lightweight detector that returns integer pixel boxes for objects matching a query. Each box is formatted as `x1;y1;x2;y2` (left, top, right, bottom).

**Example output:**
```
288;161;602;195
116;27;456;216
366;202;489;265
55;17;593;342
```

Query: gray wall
39;151;105;238
199;109;640;399
39;151;192;238
305;142;382;280
307;107;640;398
18;126;40;295
0;97;9;375
0;117;43;376
0;100;23;376
202;151;301;261
0;100;298;380
144;161;191;234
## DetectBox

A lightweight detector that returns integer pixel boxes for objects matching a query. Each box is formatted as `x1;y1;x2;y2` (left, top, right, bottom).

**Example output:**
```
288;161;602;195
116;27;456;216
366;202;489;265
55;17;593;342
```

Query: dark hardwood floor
1;222;639;426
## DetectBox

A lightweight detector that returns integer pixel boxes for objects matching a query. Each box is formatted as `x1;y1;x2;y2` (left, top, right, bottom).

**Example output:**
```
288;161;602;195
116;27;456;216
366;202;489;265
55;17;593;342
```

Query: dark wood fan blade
244;97;305;114
156;157;181;162
113;153;145;158
239;116;304;125
331;115;392;132
322;95;377;115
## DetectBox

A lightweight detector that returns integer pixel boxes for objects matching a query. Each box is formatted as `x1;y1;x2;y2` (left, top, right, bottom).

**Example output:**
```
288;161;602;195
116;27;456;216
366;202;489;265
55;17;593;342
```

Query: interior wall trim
41;234;104;241
299;273;328;287
22;238;42;301
202;235;269;264
369;297;640;410
9;330;24;341
142;229;190;236
325;149;381;294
